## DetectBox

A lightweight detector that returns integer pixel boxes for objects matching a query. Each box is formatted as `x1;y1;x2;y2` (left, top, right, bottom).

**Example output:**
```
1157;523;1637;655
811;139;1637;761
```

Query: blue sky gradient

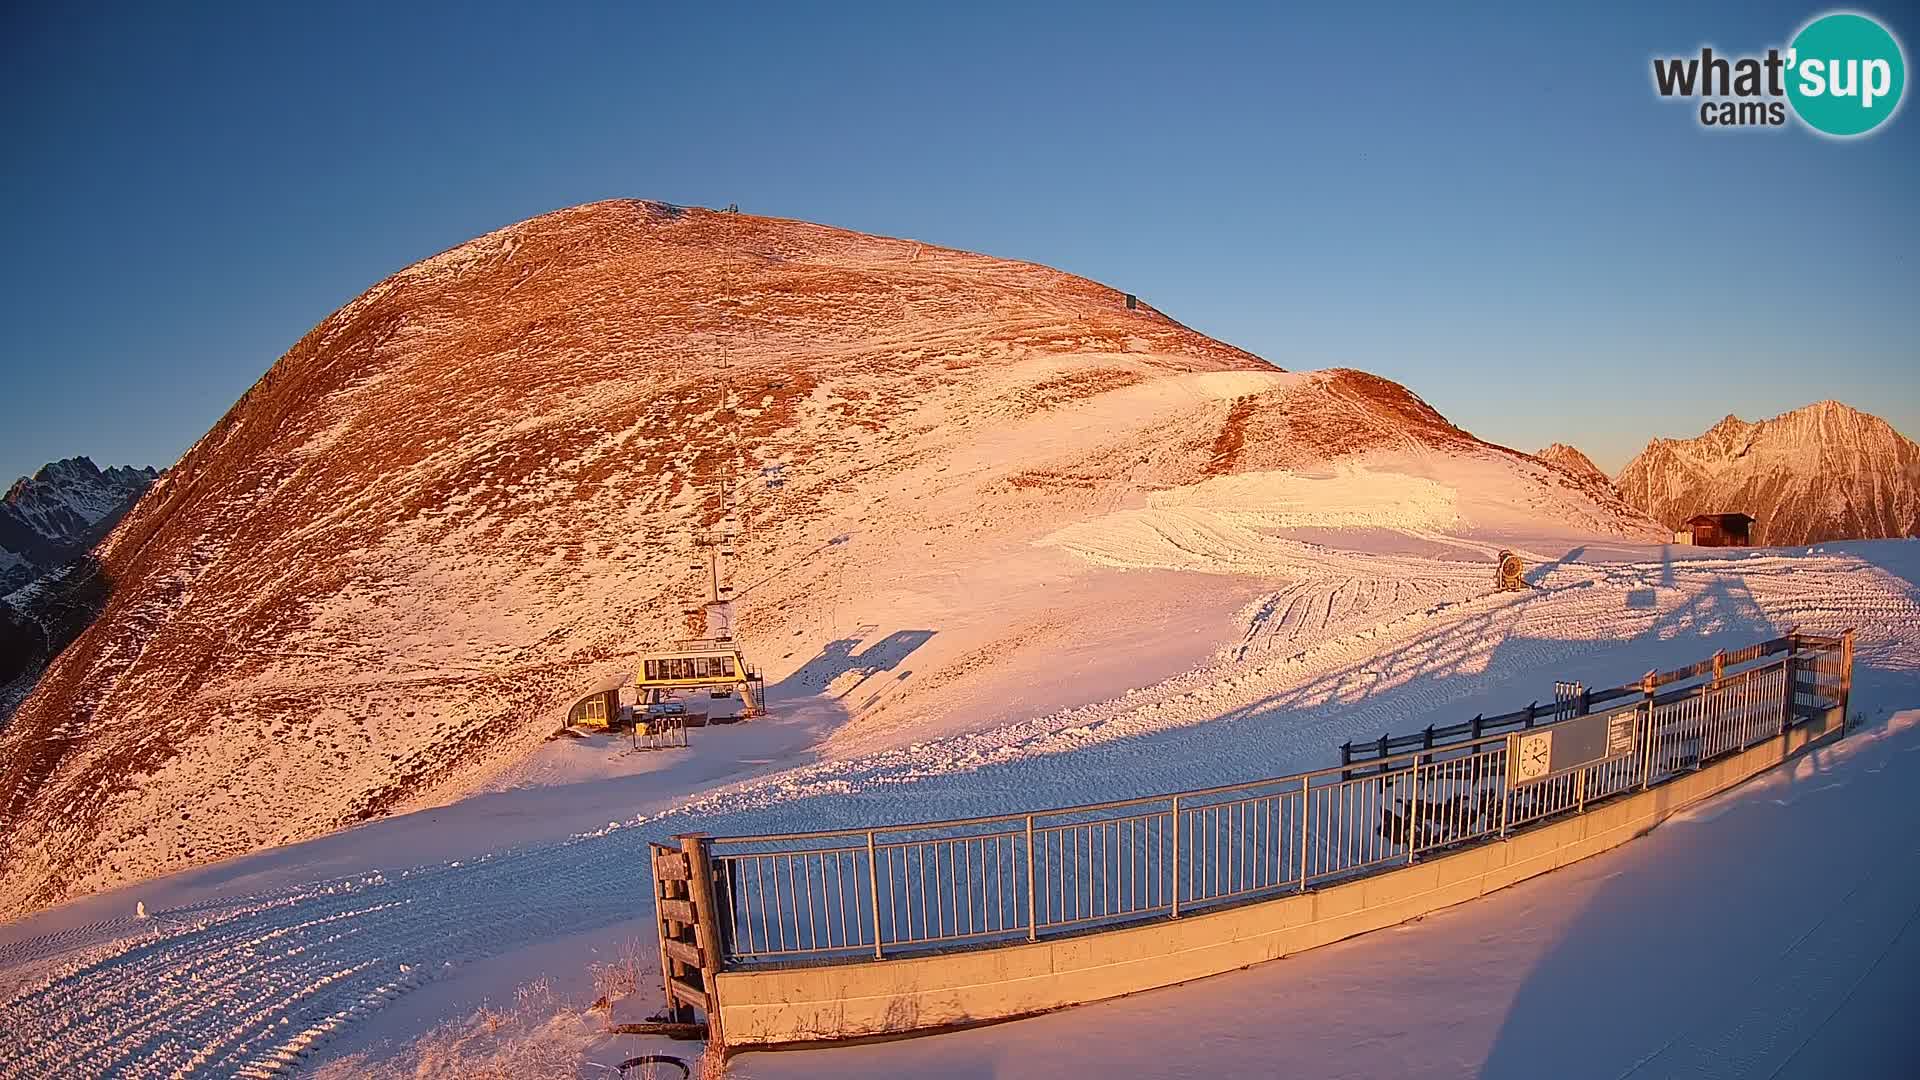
2;0;1915;483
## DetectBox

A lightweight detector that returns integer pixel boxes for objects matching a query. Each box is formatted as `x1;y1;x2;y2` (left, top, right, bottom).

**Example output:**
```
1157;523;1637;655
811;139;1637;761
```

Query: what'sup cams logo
1652;10;1906;136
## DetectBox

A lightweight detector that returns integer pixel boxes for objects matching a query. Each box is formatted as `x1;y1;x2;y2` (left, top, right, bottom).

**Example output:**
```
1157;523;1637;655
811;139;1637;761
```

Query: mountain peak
1616;400;1920;545
1535;442;1609;484
1;456;161;594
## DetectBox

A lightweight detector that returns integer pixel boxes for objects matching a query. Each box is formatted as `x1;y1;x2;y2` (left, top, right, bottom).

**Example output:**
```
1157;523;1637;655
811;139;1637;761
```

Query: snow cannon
1495;550;1529;591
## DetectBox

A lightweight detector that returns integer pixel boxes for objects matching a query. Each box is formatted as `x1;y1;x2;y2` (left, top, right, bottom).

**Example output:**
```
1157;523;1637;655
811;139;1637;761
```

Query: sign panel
1508;707;1640;785
1606;709;1637;757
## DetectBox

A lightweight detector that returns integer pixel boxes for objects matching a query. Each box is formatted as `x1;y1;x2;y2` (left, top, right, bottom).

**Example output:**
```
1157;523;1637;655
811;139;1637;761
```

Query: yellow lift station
637;639;762;716
637;511;765;718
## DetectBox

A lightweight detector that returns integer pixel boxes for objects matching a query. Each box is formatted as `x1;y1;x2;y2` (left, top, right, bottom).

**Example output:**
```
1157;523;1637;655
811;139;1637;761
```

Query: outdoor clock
1515;731;1553;782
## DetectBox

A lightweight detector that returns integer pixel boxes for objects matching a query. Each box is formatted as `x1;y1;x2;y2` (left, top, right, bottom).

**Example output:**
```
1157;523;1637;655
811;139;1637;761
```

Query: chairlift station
636;502;766;718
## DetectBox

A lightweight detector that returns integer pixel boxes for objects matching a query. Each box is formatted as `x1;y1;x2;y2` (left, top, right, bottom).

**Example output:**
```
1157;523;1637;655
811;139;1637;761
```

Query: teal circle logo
1787;12;1906;136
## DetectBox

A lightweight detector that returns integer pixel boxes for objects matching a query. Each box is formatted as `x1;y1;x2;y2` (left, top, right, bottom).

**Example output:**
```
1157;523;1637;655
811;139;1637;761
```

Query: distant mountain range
1;457;158;596
1614;401;1920;546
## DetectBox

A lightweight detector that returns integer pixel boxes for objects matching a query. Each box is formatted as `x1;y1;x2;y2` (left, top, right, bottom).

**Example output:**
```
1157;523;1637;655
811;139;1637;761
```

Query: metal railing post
1840;627;1855;733
1640;671;1659;789
866;830;883;959
1498;754;1512;838
1297;776;1311;892
1407;759;1422;863
1170;795;1182;918
1025;814;1038;940
1781;630;1799;735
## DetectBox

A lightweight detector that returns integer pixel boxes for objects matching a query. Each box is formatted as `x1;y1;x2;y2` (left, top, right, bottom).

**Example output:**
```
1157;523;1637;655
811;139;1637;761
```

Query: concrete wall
714;708;1841;1049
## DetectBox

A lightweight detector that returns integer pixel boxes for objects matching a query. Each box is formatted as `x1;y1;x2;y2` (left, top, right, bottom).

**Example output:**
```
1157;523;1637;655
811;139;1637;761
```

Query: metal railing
1338;632;1816;768
674;632;1852;969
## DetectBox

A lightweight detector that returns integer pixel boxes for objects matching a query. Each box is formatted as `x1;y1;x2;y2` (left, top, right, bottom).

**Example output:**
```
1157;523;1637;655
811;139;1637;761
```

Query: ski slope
1;540;1916;1077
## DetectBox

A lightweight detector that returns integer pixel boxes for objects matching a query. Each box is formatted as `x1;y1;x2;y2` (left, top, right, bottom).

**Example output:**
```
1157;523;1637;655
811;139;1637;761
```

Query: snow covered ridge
0;457;158;595
0;199;1661;920
1616;400;1920;546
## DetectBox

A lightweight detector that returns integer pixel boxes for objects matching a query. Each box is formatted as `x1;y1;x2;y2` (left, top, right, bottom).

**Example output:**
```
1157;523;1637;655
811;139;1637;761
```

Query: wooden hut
1683;513;1754;547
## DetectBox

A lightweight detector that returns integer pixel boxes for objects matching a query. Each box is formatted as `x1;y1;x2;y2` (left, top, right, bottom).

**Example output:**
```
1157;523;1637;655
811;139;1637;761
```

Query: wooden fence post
680;834;726;1050
649;845;678;1019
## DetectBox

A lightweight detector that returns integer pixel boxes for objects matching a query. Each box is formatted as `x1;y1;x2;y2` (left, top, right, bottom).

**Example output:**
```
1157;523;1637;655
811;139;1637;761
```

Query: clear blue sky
2;0;1915;483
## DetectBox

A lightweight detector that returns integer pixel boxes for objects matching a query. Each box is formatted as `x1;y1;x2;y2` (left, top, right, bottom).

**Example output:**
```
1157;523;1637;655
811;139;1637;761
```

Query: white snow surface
1;538;1916;1077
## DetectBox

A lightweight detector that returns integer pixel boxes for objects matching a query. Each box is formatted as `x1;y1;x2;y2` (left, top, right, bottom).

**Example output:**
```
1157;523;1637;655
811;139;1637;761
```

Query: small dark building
1685;512;1754;547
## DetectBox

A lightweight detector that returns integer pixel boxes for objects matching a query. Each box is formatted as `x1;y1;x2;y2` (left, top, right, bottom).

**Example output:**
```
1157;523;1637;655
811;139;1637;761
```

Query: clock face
1515;731;1553;782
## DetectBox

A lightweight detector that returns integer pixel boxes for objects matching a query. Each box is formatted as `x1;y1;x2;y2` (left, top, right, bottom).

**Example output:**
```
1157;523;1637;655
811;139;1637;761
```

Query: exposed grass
588;937;650;1011
309;943;718;1079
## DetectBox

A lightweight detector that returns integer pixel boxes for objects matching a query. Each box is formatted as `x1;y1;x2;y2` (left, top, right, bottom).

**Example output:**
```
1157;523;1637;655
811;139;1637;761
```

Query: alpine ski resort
0;199;1914;1079
2;5;1916;1079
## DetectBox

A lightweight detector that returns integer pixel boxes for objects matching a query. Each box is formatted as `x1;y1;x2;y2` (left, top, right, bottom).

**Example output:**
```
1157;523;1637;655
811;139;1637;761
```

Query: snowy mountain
1615;402;1920;546
0;457;157;595
0;199;1664;918
1535;443;1609;486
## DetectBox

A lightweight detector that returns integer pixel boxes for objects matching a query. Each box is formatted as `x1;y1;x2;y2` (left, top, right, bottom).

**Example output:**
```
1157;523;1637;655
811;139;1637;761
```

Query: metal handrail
679;631;1854;969
710;663;1800;847
1343;632;1838;764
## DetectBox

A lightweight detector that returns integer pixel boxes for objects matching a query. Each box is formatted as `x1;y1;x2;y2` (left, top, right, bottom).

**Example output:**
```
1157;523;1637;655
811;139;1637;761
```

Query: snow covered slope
1617;401;1920;546
0;458;157;595
0;199;1662;920
0;540;1912;1080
